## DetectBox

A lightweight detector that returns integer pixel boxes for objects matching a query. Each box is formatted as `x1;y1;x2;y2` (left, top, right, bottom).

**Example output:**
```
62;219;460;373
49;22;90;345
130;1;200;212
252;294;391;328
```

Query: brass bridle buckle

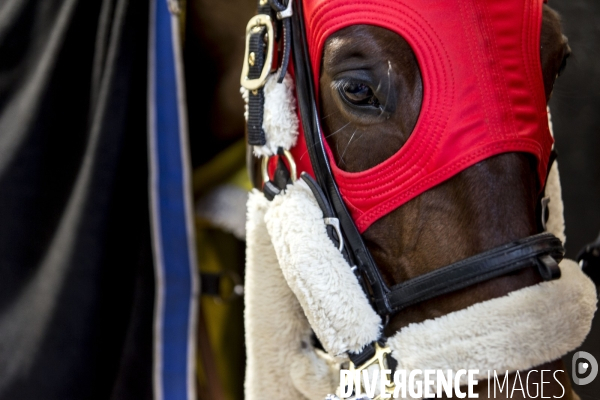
240;14;275;91
344;342;395;400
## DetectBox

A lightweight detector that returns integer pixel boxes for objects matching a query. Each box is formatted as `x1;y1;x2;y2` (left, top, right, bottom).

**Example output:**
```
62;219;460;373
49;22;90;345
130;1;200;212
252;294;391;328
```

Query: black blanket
0;1;153;398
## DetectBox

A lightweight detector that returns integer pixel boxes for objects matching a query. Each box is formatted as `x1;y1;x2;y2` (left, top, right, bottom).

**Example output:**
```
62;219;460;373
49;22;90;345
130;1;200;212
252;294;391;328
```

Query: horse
241;1;595;399
314;5;574;399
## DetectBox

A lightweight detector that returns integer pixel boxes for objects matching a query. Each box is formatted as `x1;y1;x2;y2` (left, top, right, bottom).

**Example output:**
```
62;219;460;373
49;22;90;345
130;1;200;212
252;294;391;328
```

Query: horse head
319;3;571;336
316;4;574;398
242;1;595;399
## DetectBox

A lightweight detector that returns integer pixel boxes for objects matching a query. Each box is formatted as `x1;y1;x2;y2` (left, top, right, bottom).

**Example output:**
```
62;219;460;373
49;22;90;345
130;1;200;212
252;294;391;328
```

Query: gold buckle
345;343;395;400
261;149;297;185
240;14;275;91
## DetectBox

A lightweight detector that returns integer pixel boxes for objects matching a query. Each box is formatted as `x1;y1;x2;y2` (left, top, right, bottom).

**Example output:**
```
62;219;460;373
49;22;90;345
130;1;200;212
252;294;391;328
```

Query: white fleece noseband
266;180;382;356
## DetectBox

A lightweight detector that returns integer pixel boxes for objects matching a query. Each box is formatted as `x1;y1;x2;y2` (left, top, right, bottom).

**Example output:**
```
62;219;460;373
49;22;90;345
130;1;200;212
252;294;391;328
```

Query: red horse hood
290;0;553;233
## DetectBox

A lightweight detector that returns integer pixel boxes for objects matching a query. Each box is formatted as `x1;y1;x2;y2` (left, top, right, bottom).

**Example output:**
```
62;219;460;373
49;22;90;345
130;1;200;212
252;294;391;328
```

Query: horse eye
341;82;380;108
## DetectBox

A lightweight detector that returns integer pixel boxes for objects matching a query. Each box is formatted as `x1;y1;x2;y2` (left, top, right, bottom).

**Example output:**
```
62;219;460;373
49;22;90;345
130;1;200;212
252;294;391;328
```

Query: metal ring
261;149;297;184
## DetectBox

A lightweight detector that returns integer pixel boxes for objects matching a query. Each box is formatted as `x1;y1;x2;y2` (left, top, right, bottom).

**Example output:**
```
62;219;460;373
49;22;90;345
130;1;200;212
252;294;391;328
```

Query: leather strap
386;232;564;312
245;0;292;145
246;0;279;146
268;0;292;83
246;27;268;146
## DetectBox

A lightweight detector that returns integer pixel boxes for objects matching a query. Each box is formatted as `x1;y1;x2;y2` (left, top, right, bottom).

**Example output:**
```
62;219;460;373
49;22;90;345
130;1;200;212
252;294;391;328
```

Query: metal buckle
276;0;293;19
240;14;275;91
261;149;297;184
324;217;344;252
343;342;395;400
540;196;550;231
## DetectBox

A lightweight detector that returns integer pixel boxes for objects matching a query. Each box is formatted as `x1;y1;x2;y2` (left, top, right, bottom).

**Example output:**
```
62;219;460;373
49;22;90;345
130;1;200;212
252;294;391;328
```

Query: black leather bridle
243;0;566;363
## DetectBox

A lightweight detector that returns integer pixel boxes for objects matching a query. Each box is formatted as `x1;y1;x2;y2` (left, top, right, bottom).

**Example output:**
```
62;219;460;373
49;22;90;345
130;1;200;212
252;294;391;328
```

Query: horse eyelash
333;79;380;108
331;80;347;91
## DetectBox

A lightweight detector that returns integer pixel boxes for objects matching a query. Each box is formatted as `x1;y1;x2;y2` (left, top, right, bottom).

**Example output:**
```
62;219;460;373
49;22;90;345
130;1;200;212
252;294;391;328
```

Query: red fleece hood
290;0;553;233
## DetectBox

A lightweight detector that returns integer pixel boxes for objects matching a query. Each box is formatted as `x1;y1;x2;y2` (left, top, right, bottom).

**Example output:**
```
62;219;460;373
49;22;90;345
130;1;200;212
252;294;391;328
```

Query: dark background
549;1;600;398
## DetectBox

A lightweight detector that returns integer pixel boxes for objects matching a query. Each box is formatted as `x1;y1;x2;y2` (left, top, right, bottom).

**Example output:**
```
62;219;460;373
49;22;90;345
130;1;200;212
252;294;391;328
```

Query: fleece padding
387;259;597;388
265;180;382;356
241;73;299;157
244;190;312;399
245;190;337;400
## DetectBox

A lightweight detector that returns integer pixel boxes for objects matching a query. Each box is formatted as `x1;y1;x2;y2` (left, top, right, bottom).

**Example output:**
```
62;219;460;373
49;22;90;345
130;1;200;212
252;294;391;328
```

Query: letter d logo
572;351;598;385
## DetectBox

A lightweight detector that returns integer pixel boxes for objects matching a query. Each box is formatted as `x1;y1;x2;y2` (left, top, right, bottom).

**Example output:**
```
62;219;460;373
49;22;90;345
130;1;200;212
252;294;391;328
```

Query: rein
240;0;596;398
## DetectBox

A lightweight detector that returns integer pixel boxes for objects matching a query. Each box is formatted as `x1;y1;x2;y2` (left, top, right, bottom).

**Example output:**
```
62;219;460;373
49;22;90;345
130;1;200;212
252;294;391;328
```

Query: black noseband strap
385;232;564;313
